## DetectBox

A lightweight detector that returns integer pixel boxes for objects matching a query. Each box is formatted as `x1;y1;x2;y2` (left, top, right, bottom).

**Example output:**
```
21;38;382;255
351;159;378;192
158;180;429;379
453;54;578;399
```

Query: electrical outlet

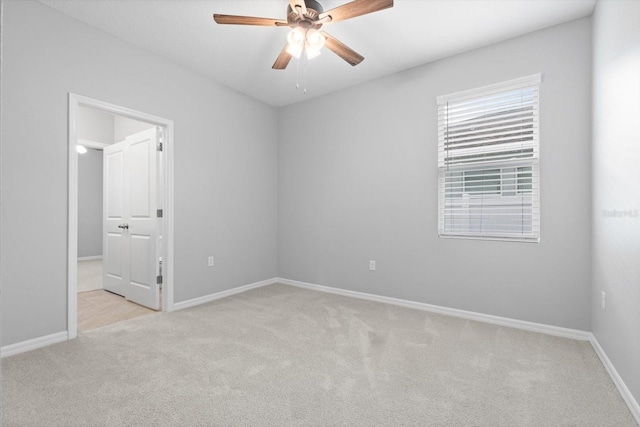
369;260;376;271
601;291;606;310
208;256;214;267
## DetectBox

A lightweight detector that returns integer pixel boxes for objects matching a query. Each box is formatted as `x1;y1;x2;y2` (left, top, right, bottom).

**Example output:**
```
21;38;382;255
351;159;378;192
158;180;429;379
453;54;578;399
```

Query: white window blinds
437;74;541;242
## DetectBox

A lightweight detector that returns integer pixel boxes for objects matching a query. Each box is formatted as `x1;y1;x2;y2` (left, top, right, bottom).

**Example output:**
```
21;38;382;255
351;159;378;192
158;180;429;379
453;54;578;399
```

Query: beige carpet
2;284;636;426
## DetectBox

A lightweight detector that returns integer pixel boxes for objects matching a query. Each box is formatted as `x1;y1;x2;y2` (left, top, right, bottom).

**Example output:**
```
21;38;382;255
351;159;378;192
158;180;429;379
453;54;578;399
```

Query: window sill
438;234;540;243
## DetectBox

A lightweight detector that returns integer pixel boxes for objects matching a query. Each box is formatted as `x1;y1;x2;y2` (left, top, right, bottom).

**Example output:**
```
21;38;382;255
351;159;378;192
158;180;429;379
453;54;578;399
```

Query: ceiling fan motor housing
287;0;324;28
213;0;394;69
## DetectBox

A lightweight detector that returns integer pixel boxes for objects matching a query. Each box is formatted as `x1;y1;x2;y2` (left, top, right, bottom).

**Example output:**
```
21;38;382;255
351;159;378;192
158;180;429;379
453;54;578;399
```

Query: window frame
437;74;541;243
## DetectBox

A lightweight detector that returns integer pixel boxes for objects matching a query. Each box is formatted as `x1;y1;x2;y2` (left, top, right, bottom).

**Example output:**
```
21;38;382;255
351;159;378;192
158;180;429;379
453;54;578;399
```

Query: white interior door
103;140;128;297
103;128;160;310
125;128;160;309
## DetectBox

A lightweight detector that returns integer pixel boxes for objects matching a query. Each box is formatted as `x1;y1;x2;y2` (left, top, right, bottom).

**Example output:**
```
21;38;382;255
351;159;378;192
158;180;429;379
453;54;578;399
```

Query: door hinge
157;209;163;218
158;259;163;289
157;142;163;152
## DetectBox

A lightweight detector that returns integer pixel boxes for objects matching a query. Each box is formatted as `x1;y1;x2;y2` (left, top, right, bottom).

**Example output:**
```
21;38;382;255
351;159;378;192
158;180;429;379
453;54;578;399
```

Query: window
437;75;541;242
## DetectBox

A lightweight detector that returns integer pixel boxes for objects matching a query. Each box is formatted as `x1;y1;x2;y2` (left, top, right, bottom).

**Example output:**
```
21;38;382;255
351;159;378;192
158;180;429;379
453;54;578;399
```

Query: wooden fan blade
319;0;393;23
321;32;364;66
289;0;307;16
213;14;288;26
272;44;293;70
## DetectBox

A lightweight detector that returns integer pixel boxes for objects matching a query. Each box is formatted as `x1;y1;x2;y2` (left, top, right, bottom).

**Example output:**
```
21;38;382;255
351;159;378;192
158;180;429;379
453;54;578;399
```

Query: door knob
117;223;129;230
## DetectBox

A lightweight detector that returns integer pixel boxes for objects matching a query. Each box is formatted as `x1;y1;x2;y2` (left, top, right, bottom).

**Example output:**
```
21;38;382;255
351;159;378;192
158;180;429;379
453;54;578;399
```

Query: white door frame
68;93;175;339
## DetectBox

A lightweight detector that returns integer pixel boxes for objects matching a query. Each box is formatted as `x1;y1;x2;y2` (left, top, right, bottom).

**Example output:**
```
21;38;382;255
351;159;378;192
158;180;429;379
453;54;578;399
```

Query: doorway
68;94;175;339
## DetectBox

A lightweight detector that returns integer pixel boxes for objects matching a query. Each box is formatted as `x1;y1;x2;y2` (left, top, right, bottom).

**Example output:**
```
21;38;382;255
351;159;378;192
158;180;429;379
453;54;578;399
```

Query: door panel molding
109;128;160;310
103;140;129;297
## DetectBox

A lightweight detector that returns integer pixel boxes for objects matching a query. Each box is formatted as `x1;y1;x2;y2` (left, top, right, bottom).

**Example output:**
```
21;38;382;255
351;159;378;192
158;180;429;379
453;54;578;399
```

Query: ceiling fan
213;0;394;69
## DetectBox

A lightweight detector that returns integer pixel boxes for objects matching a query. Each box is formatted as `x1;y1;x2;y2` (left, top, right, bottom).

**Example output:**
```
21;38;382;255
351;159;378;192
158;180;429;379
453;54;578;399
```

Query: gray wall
0;0;278;346
4;1;626;370
77;106;114;144
77;148;103;258
591;0;640;406
278;18;593;330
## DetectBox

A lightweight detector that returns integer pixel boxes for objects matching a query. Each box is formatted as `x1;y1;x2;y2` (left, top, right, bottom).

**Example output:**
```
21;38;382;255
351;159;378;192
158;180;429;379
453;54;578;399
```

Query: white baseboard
173;277;278;311
77;255;103;261
277;277;592;341
590;335;640;424
2;278;637;423
1;278;278;357
1;331;68;358
278;278;640;421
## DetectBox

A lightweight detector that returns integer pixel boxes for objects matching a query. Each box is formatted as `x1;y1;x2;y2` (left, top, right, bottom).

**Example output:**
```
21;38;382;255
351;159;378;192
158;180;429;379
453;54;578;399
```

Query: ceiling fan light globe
287;26;306;46
286;43;303;59
306;46;321;60
306;28;325;50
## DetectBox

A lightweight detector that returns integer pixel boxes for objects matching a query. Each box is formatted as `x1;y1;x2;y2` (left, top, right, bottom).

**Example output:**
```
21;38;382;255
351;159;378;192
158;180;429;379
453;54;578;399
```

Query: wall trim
281;277;640;421
1;331;68;358
590;335;640;424
3;280;637;423
68;93;176;341
277;277;592;341
1;278;277;357
77;255;103;261
173;278;278;311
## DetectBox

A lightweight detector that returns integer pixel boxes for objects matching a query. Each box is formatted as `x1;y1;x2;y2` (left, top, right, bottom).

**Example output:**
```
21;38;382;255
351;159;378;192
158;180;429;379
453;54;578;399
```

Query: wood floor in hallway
78;259;158;332
78;289;158;332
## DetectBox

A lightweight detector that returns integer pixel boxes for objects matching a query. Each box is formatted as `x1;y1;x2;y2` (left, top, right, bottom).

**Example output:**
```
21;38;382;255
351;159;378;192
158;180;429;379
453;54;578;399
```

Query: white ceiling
39;0;596;107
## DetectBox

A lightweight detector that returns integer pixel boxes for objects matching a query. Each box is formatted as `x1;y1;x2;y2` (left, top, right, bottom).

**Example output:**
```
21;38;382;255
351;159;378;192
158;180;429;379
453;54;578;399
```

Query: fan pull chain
295;55;308;95
303;55;307;95
296;56;307;95
296;56;300;91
